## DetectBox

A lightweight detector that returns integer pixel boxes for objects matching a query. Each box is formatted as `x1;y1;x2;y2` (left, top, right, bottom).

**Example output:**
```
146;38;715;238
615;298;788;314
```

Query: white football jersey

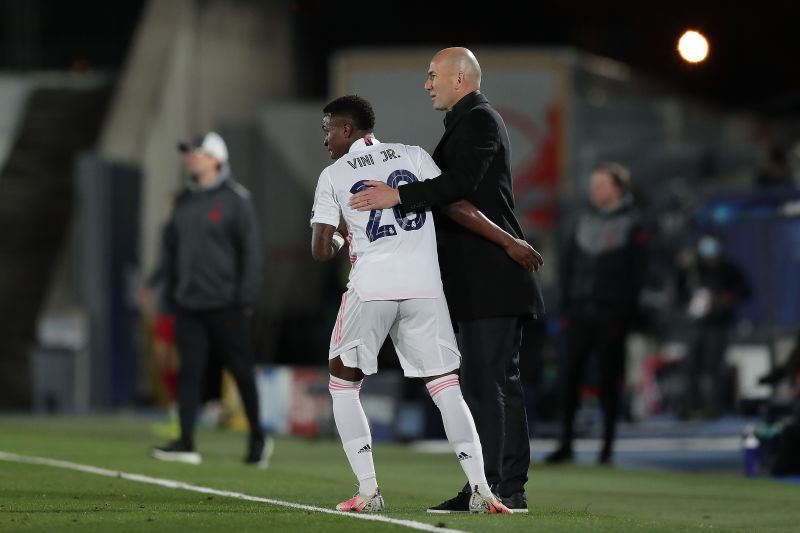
310;136;443;301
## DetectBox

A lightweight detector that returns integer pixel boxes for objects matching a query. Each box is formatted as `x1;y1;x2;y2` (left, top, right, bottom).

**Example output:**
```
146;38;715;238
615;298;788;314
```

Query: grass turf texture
0;416;798;532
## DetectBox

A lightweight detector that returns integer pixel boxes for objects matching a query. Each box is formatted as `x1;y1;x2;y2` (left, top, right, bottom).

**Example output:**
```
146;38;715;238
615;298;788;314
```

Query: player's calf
425;374;492;496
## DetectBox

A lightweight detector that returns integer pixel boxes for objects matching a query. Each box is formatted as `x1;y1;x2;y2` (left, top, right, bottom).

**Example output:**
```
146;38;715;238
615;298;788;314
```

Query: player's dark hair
323;95;376;132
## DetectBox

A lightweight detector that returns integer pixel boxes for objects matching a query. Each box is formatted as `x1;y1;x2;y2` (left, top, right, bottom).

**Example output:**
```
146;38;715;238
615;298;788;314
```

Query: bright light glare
678;30;709;63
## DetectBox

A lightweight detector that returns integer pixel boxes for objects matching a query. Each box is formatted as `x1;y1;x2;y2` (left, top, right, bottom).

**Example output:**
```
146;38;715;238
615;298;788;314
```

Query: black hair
323;95;376;132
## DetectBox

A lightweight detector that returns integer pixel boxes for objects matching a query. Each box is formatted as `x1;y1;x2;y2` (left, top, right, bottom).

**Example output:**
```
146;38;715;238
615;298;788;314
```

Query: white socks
427;375;492;496
329;376;378;496
330;373;491;498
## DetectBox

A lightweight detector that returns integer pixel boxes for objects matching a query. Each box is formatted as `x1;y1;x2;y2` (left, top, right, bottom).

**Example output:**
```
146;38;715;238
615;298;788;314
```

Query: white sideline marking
0;451;467;533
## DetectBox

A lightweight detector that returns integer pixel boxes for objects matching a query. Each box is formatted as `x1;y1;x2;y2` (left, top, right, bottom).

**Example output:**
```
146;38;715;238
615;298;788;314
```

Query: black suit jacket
399;91;545;321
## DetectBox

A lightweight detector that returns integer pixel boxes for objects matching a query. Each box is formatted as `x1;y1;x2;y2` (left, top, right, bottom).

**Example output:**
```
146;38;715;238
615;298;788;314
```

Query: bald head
424;47;482;111
434;47;482;88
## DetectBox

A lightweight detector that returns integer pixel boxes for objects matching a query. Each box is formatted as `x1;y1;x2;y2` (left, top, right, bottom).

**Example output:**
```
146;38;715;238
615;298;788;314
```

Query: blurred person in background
150;132;270;467
138;194;181;438
138;196;226;436
349;47;545;513
760;336;800;392
547;162;648;465
755;145;793;188
676;233;751;419
760;342;800;475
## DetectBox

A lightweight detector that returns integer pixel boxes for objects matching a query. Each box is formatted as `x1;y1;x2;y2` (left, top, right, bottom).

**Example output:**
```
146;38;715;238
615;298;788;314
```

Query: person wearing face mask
677;233;751;419
546;162;649;465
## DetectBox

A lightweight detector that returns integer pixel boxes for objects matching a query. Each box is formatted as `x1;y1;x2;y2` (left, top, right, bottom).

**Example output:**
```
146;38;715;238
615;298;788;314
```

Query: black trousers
175;307;263;446
558;305;628;452
684;322;731;416
457;316;530;497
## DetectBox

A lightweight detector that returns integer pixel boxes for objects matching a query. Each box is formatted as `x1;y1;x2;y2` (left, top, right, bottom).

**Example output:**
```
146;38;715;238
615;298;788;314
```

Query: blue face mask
698;236;722;259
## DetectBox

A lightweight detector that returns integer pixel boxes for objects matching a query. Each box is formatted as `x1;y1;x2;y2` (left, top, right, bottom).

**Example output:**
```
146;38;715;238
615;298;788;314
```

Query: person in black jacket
676;233;751;418
349;47;545;513
546;162;648;465
150;132;270;467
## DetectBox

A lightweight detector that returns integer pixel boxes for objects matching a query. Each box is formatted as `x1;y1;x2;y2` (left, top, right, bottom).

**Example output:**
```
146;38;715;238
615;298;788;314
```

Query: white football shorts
328;288;461;378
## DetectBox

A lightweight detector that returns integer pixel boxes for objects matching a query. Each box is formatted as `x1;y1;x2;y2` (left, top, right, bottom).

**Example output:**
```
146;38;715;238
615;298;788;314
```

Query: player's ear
342;121;353;138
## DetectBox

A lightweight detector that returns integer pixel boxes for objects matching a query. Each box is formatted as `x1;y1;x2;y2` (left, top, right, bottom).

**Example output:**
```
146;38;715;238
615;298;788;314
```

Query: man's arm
160;214;178;312
236;198;263;307
336;215;349;239
310;168;346;262
623;219;650;314
311;222;346;262
350;110;499;211
138;225;169;315
559;218;578;310
145;248;166;289
440;200;543;272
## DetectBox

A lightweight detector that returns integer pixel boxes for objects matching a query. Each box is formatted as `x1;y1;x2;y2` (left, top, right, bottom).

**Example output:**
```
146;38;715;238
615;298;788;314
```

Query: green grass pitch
0;416;798;532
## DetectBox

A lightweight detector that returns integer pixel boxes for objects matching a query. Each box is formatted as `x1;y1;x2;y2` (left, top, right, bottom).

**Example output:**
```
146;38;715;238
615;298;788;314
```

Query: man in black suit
350;47;545;513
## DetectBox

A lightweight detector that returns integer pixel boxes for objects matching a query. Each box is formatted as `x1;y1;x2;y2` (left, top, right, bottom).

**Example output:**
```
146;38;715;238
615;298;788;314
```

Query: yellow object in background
221;371;248;432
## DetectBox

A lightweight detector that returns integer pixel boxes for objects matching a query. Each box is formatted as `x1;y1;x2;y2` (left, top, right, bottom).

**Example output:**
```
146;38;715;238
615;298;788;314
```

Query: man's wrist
501;234;516;250
395;188;402;205
331;232;346;253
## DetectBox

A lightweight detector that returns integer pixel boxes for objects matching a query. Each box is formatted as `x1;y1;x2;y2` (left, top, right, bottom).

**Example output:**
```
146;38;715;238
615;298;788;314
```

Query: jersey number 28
349;169;427;242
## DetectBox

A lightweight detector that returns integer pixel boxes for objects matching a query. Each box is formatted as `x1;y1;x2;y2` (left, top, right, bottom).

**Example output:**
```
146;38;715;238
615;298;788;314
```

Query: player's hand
349;181;400;211
137;287;155;316
503;239;544;272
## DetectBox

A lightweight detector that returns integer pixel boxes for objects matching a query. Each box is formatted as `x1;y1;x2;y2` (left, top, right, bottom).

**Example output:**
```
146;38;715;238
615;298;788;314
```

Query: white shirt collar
348;135;381;154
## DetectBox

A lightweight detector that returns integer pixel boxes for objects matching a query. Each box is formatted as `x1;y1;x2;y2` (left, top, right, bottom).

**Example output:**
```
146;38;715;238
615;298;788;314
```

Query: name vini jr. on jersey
347;149;399;169
347;154;375;169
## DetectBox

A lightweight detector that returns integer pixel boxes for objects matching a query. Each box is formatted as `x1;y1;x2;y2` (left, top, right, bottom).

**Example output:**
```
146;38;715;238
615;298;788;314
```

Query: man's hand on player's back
349;180;400;211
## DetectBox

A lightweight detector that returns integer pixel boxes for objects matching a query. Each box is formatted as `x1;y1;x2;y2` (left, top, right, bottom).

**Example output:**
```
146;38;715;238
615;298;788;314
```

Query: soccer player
311;95;538;514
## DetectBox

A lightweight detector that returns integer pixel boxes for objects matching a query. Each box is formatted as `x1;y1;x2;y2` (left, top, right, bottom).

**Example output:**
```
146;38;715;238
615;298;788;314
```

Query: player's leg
175;310;210;448
707;324;731;417
454;317;508;488
393;296;510;514
682;325;708;418
201;348;223;424
207;306;267;465
495;317;530;503
548;310;594;462
446;316;528;511
596;316;627;464
151;309;207;464
329;354;374;499
328;290;394;512
423;370;510;514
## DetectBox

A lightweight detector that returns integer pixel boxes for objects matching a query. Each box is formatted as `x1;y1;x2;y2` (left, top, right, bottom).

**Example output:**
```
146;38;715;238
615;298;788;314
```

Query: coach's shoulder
226;180;252;201
472;101;503;120
462;104;501;135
